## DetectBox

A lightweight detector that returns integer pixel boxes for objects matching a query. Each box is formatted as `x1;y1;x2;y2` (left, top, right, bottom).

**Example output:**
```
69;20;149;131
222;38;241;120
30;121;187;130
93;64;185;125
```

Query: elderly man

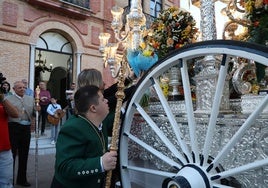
6;81;39;187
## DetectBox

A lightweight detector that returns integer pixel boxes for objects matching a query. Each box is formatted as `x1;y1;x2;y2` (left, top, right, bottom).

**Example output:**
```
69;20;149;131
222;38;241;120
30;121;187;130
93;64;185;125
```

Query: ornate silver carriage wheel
119;40;268;188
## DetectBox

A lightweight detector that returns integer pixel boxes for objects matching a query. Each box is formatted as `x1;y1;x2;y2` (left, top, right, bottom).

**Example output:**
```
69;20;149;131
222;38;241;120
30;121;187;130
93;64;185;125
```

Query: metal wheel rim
119;40;268;188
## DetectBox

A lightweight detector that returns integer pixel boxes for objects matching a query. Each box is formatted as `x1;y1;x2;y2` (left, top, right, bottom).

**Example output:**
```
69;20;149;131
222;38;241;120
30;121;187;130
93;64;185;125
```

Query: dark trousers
40;104;48;133
50;176;65;188
8;122;31;184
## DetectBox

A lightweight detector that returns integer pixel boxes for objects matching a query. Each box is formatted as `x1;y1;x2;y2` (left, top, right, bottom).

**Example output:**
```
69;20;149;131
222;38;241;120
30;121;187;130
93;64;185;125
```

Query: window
61;0;90;9
150;0;162;18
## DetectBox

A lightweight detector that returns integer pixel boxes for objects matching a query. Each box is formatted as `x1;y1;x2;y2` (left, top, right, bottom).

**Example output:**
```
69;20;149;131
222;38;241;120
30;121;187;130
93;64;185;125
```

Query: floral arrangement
127;7;198;76
244;0;268;45
242;0;268;83
145;6;198;59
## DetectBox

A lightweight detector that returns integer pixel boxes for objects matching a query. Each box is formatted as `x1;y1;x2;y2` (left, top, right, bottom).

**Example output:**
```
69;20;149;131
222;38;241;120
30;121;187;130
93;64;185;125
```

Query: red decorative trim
70;20;88;35
24;6;48;22
2;1;18;27
91;26;100;45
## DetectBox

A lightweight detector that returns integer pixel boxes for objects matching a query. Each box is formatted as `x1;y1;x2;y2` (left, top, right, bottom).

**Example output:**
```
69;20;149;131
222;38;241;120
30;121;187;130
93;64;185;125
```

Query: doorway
34;32;73;107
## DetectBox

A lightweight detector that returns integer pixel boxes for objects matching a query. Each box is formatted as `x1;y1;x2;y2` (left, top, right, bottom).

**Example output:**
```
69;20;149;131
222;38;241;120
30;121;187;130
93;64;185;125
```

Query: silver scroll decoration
194;0;230;113
200;0;217;41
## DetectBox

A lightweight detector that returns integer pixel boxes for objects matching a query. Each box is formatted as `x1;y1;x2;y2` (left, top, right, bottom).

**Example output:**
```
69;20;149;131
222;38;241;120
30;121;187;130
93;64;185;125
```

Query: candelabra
99;1;148;187
99;0;146;77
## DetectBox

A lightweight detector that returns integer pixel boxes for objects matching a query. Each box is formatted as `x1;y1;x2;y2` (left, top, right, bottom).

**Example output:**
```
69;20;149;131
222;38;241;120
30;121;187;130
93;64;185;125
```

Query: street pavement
15;153;55;188
14;129;56;188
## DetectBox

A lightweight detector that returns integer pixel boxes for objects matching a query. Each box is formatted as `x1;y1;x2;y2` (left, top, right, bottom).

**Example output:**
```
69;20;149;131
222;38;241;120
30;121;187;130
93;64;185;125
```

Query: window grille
61;0;90;9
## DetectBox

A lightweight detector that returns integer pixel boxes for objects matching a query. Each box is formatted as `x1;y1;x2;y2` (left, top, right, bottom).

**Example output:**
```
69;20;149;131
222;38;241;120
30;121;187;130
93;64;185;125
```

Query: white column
30;44;36;90
76;52;82;77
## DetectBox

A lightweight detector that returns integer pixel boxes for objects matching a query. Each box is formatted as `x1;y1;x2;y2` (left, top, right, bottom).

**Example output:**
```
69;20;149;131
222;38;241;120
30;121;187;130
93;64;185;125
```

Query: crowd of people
0;69;137;187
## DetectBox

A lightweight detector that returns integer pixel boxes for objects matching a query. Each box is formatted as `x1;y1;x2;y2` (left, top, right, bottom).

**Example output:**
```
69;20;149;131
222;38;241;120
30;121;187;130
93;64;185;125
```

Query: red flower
152;41;160;49
264;0;268;4
175;43;181;49
253;21;260;27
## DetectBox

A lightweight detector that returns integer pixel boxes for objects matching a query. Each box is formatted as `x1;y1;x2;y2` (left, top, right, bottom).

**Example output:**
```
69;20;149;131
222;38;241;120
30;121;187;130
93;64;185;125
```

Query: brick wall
0;0;177;90
0;40;30;92
0;0;106;86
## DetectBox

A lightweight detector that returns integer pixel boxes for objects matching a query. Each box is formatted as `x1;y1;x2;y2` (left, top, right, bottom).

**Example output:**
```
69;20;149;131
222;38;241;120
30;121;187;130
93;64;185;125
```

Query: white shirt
46;103;62;115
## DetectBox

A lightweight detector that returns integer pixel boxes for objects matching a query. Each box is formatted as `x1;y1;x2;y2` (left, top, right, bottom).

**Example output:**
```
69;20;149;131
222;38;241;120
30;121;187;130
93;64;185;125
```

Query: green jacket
54;115;109;188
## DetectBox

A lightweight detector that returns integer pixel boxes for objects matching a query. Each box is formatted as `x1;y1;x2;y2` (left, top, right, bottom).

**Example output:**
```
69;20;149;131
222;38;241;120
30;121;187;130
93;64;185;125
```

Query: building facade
0;0;177;106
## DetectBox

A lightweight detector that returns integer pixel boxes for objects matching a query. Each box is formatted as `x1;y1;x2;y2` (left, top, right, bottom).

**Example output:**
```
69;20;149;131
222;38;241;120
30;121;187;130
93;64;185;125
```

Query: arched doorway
34;32;73;107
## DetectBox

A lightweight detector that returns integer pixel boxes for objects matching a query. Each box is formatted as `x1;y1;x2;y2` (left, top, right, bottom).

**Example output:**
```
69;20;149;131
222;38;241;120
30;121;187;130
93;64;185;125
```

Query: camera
0;72;7;94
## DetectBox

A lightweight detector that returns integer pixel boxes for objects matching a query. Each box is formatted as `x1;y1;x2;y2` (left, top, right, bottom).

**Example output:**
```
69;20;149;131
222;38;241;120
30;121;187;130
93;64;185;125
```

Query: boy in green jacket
51;85;117;188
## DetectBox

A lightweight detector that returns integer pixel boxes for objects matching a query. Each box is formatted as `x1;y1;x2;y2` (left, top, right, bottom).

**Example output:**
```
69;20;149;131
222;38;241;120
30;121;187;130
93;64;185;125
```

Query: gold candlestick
35;86;40;104
35;86;40;137
105;54;127;188
34;85;40;188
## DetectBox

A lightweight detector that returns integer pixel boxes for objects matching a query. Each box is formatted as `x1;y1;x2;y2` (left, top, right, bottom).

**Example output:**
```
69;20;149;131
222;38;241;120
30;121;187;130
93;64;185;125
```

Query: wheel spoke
151;76;192;161
203;54;229;164
122;165;176;178
133;102;188;164
124;133;182;168
211;183;235;188
180;58;200;163
211;158;268;180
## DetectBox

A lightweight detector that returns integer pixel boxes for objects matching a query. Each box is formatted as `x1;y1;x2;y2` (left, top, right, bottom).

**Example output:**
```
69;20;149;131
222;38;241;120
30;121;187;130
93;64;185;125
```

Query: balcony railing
60;0;90;10
27;0;91;19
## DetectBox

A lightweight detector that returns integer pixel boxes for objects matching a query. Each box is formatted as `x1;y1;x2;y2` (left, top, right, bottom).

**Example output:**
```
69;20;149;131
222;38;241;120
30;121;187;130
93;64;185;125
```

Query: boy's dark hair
74;85;100;115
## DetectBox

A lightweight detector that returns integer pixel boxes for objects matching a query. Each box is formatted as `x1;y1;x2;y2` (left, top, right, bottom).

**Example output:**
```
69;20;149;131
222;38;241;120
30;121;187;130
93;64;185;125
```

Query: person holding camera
0;73;19;188
1;81;13;97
